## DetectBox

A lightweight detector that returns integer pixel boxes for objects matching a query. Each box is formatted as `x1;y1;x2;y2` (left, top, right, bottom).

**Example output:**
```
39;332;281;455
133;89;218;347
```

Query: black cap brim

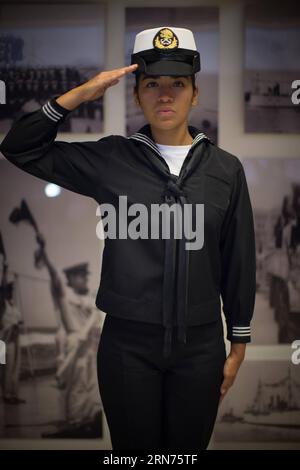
142;60;194;76
131;48;200;76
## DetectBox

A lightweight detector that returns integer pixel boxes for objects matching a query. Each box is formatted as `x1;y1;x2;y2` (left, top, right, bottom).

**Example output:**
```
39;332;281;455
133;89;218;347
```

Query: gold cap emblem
153;28;179;50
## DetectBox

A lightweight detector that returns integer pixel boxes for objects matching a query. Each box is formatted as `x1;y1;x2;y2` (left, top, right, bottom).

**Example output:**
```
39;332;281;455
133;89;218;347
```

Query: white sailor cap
131;26;200;76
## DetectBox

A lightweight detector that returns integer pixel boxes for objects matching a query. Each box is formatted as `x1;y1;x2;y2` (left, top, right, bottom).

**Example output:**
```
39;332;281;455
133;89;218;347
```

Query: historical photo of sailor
244;158;300;344
0;240;25;406
0;163;105;439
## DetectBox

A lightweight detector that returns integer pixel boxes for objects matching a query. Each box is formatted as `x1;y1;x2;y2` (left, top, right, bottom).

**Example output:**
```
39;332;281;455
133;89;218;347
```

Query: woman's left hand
219;343;246;403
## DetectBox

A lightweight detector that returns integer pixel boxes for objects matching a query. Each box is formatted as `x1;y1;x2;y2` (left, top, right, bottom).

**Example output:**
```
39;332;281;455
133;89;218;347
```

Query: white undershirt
155;143;192;176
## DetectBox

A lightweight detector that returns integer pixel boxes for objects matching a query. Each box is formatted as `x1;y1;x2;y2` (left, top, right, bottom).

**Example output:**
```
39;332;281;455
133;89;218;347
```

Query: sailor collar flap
128;123;209;169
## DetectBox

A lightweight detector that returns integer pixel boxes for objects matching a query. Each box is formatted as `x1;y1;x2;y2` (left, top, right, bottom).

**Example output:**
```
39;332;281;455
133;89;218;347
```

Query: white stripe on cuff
232;329;251;332
232;332;251;337
232;327;251;330
232;326;251;337
42;101;63;122
47;101;63;118
42;103;59;122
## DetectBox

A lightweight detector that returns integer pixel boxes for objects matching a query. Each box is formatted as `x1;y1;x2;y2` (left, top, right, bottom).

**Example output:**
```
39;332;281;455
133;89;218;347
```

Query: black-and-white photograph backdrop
214;361;300;442
125;7;219;143
243;158;300;344
0;0;300;452
0;3;105;134
244;1;300;133
0;159;107;440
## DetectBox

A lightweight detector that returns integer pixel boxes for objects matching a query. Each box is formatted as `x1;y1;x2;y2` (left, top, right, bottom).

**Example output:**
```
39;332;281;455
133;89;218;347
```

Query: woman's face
134;73;198;131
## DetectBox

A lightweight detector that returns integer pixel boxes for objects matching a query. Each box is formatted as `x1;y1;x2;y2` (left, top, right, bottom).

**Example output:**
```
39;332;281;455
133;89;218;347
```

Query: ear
191;85;199;107
133;88;140;106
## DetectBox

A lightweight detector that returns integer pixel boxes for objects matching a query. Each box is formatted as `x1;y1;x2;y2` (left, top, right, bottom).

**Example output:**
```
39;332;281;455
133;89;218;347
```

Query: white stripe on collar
128;131;208;157
130;133;161;156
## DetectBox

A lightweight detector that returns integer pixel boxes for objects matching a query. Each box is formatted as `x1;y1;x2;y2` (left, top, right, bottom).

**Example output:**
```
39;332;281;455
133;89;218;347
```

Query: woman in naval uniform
0;26;256;450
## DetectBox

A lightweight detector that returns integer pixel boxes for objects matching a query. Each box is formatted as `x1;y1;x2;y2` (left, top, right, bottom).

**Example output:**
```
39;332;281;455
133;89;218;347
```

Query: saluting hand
56;64;139;111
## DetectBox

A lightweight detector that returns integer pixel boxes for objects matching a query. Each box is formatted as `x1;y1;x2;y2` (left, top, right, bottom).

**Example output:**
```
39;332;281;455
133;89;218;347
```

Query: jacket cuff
41;96;71;123
227;324;251;343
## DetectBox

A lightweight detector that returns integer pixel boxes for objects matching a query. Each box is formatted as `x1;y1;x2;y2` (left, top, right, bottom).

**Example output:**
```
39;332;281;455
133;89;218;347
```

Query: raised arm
0;64;138;198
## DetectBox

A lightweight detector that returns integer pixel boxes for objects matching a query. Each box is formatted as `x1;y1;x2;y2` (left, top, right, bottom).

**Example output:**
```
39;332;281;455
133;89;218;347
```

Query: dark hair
134;73;196;92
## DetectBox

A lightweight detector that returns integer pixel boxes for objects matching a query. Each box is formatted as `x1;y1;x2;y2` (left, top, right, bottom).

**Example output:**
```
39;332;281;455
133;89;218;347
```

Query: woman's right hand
56;63;138;111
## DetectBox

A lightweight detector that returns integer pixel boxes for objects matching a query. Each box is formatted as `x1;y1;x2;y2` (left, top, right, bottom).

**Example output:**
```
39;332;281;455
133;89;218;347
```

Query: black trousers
97;314;226;451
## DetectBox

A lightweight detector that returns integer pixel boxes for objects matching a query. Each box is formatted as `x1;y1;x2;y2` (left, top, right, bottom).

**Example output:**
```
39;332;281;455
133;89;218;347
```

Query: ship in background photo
214;362;300;443
220;368;300;429
243;368;300;429
244;1;300;133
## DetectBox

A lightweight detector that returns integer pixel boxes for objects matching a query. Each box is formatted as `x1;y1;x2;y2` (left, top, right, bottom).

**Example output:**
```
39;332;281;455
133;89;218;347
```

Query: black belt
161;175;191;358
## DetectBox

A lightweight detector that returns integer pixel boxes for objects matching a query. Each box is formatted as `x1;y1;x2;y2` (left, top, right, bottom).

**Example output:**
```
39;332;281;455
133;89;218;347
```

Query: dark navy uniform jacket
0;97;256;358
